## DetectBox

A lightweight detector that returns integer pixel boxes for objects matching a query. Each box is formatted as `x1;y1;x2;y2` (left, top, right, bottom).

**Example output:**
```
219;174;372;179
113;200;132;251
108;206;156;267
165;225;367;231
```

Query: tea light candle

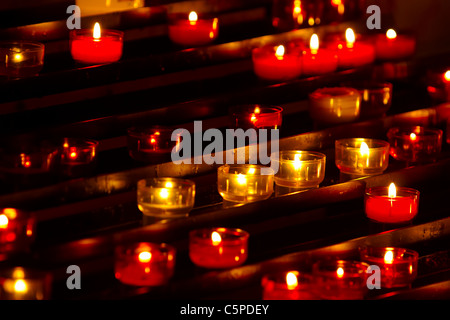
189;227;249;269
427;69;450;102
261;271;318;300
374;29;416;61
0;41;44;78
114;242;176;286
271;150;326;189
365;183;420;224
217;165;274;203
335;138;390;176
70;22;123;65
0;267;52;300
301;34;338;76
231;105;283;130
360;247;418;288
387;126;442;164
127;127;181;162
0;208;35;260
309;87;361;125
168;11;219;47
59;138;98;178
0;145;59;175
328;28;375;69
252;44;302;81
137;177;195;219
312;260;369;300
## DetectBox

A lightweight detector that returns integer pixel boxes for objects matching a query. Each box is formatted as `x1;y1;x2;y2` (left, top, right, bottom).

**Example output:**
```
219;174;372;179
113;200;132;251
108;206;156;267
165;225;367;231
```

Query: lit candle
335;138;390;176
365;183;420;224
168;11;219;47
231;105;283;130
217;165;274;203
59;138;98;178
271;150;326;189
0;41;45;78
137;178;196;219
70;22;124;65
261;271;319;300
387;126;442;164
252;44;302;81
189;227;249;269
114;242;176;286
0;267;52;300
308;87;361;125
360;247;418;288
374;29;416;61
328;28;375;69
0;208;35;260
312;260;369;300
301;33;338;76
427;69;450;103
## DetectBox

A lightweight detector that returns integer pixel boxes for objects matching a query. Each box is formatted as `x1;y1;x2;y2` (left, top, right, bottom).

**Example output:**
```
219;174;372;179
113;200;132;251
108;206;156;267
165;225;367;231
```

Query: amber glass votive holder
271;150;326;189
115;242;176;286
127;127;179;162
189;227;249;269
58;138;98;178
335;138;389;176
217;164;274;203
0;267;52;300
312;260;369;300
360;247;418;288
387;126;442;164
261;271;319;300
0;41;44;79
309;87;361;125
0;208;35;260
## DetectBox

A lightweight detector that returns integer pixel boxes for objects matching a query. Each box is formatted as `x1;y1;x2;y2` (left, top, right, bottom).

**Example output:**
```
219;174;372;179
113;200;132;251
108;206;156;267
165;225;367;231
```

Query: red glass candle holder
426;68;450;103
231;105;283;130
365;185;420;224
301;35;338;77
0;41;44;79
312;260;369;300
261;271;319;300
0;267;52;300
341;80;393;120
189;227;249;269
374;29;416;61
59;138;98;178
360;247;418;288
127;127;180;162
70;24;123;65
115;242;176;286
0;208;35;260
252;44;302;81
387;126;442;164
168;12;219;47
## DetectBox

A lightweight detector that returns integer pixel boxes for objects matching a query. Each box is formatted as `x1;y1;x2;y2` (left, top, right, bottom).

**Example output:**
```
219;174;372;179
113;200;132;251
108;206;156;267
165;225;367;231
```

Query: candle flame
275;45;285;59
247;167;256;175
14;279;28;293
0;214;8;229
286;271;298;290
237;173;247;185
159;188;169;199
211;231;222;245
254;106;261;114
93;22;101;39
138;251;152;263
189;11;198;23
3;208;17;219
386;29;397;40
444;70;450;82
410;132;417;141
359;141;370;156
13;53;23;62
384;250;394;264
293;153;302;170
388;182;396;198
310;33;319;53
336;267;344;278
345;28;355;48
165;181;174;188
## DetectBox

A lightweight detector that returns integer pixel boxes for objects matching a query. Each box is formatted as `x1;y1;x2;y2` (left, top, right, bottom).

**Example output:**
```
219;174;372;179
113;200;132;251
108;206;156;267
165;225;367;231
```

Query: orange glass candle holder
127;127;180;162
0;41;44;78
360;247;418;288
0;208;35;260
335;138;389;176
231;105;283;130
168;11;219;47
261;270;319;300
189;227;249;269
114;242;176;286
59;138;98;178
252;44;302;81
312;260;369;300
0;267;52;300
387;126;442;164
365;184;419;224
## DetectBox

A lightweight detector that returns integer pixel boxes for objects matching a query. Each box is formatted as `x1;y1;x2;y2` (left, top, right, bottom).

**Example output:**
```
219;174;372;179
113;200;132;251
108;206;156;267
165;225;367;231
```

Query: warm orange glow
189;11;198;24
93;22;101;40
386;29;397;40
159;188;169;199
293;154;302;170
388;182;396;198
0;214;8;229
410;132;417;141
237;173;247;185
310;33;319;54
275;45;285;59
444;70;450;82
247;167;256;175
211;231;222;246
14;279;27;293
345;28;355;48
3;208;17;219
150;138;156;144
254;106;261;114
70;151;77;159
384;250;394;264
165;181;174;188
359;141;370;156
336;267;344;278
286;271;298;290
138;251;152;263
13;53;23;62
